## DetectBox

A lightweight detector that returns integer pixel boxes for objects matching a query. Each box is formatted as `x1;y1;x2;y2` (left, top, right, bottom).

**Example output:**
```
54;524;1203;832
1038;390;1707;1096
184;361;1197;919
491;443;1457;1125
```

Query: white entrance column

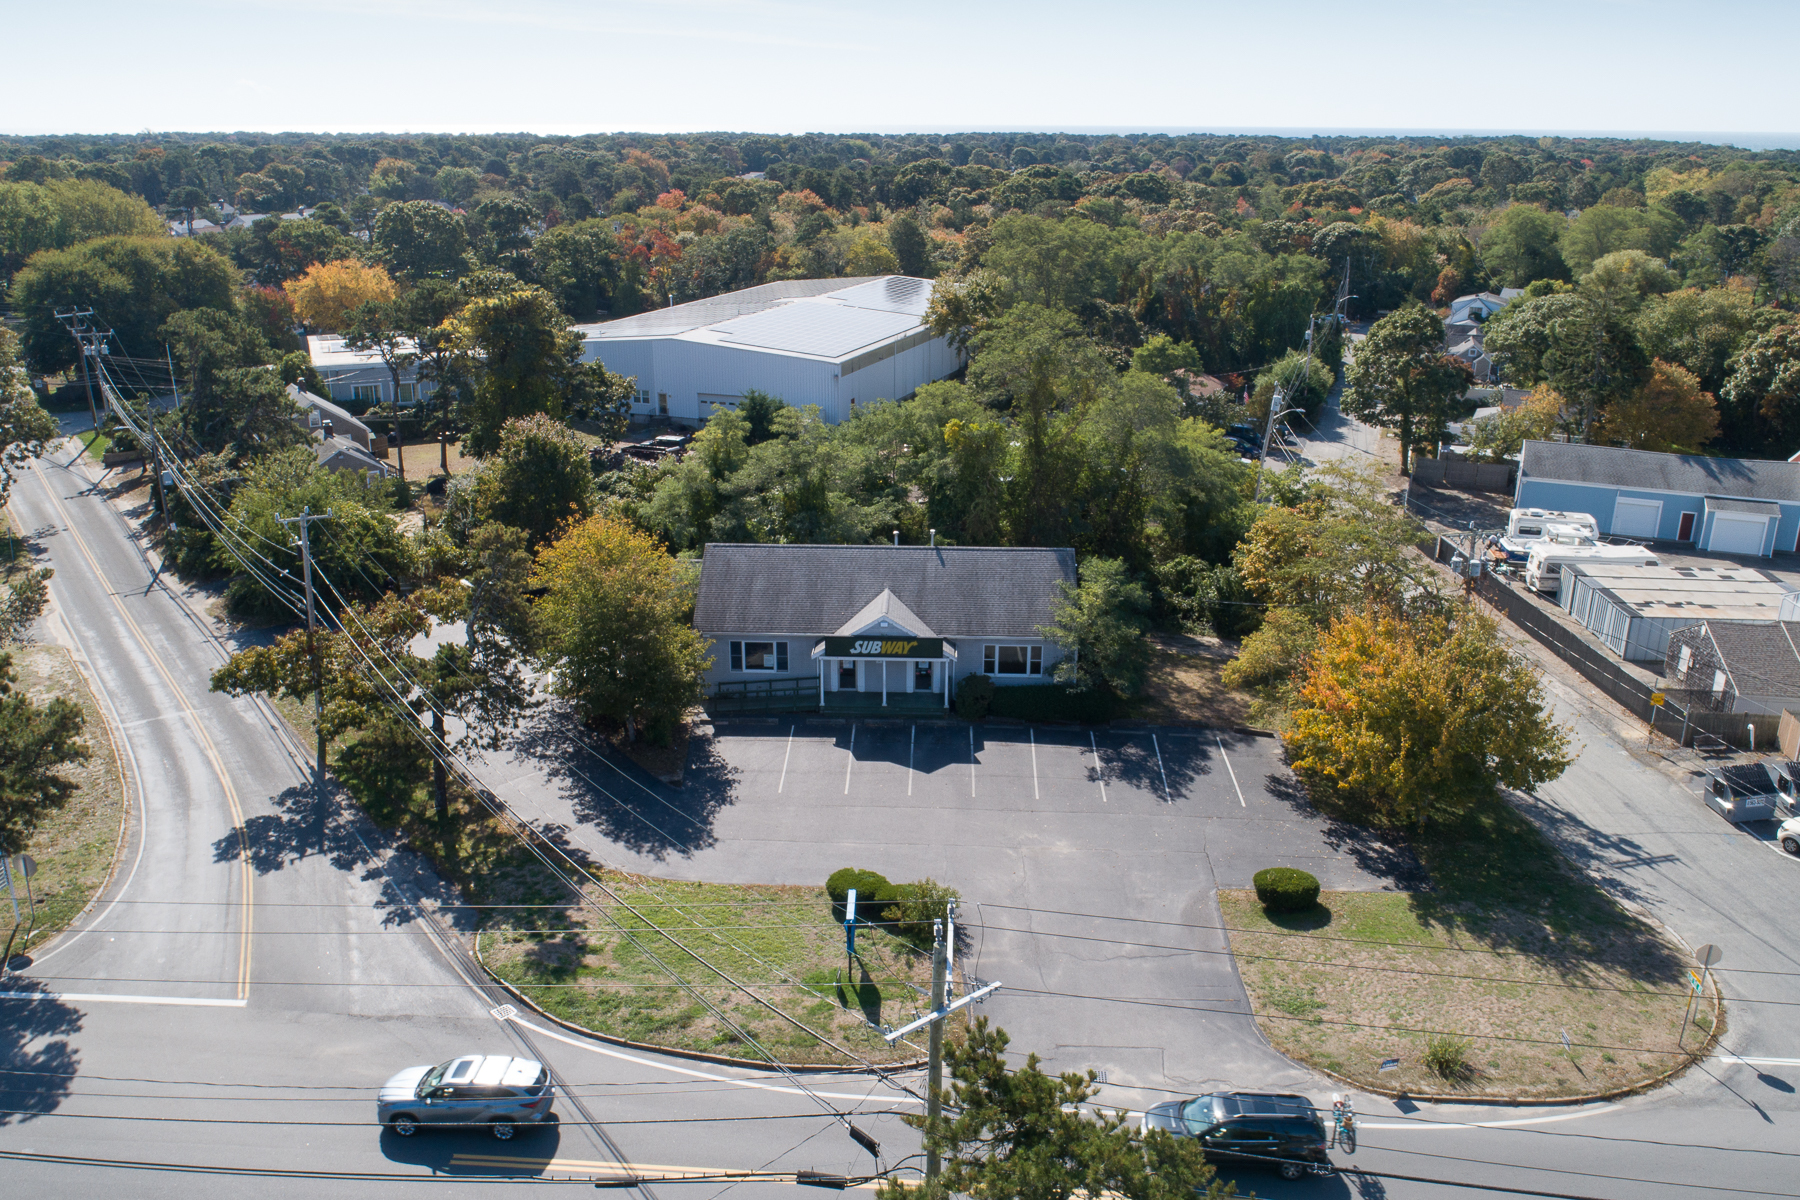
819;659;825;706
881;658;888;707
942;656;950;709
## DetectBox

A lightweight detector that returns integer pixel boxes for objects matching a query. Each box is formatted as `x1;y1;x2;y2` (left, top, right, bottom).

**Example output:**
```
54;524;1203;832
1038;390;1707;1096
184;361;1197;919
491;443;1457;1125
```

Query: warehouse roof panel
1519;441;1800;503
709;303;922;358
576;277;886;340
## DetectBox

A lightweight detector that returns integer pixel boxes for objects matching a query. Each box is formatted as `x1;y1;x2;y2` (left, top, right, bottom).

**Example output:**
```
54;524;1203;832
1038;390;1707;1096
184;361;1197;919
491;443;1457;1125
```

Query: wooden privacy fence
1411;457;1516;493
1432;536;1772;751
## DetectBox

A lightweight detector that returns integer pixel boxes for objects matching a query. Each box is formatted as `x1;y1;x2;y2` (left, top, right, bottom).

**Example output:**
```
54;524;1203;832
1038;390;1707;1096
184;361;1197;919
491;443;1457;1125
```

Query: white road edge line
1090;732;1107;804
1216;736;1246;807
1030;728;1040;800
843;723;856;795
1361;1103;1618;1131
1153;734;1170;801
1715;1054;1800;1067
0;991;247;1008
778;724;794;794
507;1014;923;1105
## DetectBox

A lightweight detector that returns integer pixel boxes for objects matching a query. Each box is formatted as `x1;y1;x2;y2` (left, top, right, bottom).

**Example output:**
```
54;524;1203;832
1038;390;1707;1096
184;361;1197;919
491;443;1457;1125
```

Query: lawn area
1223;792;1709;1099
74;428;112;462
478;878;942;1066
1127;642;1253;727
7;643;127;958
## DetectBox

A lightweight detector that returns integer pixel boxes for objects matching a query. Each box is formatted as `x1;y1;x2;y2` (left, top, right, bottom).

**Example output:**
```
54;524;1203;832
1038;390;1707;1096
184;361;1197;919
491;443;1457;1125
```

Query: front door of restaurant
839;660;858;691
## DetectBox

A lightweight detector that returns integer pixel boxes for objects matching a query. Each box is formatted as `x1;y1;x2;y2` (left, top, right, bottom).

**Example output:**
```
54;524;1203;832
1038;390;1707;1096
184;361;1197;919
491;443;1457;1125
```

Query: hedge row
954;677;1121;723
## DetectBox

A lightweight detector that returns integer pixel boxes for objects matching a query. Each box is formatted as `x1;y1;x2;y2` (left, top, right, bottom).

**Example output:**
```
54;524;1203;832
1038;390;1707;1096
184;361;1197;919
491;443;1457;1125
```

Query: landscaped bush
1253;867;1321;913
826;868;892;920
956;673;996;720
880;877;960;948
1424;1033;1475;1082
987;684;1121;724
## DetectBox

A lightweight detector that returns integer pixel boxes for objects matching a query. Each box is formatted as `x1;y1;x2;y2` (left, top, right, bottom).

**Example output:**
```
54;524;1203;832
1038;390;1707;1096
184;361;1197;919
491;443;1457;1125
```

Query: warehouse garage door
1611;497;1662;539
1708;513;1769;556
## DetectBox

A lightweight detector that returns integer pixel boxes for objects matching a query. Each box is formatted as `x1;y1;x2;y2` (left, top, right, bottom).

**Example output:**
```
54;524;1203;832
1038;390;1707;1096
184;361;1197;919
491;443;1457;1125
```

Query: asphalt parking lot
497;716;1424;1096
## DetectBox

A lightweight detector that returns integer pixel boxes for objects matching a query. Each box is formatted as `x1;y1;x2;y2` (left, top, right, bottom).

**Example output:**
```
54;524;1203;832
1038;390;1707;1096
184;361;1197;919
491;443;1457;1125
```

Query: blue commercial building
1514;441;1800;559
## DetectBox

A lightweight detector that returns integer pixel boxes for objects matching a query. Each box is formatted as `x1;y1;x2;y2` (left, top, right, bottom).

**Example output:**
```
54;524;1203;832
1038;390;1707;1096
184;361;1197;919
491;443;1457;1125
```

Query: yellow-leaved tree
1595;359;1721;453
284;258;398;331
531;514;710;743
1284;607;1573;832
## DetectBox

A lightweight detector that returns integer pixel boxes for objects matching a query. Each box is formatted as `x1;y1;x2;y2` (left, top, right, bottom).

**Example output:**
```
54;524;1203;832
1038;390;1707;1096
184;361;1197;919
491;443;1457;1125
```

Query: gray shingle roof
693;544;1077;639
1706;621;1800;696
1705;496;1780;517
1519;441;1800;504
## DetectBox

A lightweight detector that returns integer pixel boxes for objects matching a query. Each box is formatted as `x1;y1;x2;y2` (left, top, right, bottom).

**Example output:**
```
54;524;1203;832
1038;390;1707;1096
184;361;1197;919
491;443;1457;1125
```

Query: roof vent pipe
893;530;899;546
929;529;936;547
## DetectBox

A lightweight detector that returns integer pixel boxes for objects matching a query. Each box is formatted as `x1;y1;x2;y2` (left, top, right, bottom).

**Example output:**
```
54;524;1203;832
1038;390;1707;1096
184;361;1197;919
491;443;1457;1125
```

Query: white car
1780;816;1800;857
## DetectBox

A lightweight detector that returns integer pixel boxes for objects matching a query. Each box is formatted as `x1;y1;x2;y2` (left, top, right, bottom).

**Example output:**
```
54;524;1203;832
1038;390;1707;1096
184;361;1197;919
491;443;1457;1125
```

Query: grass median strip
479;878;943;1066
1225;792;1706;1099
9;644;128;957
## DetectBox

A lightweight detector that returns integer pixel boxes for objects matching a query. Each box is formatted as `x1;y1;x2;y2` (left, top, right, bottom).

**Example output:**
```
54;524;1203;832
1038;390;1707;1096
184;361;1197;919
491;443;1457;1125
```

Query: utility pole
925;918;948;1183
368;409;420;483
881;901;1002;1186
54;309;107;433
277;508;333;809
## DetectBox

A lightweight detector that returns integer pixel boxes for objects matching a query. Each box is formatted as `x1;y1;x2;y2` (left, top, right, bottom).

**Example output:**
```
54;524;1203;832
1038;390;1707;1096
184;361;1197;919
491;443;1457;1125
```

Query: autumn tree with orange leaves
284;258;398;331
1284;607;1572;832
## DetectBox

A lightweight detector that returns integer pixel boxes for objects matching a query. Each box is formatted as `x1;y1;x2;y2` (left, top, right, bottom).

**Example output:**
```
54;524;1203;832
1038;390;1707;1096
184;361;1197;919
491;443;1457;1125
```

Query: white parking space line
908;725;915;796
778;724;794;793
1090;732;1108;803
844;723;856;795
0;991;248;1008
1030;728;1040;800
1153;734;1170;800
1216;736;1246;806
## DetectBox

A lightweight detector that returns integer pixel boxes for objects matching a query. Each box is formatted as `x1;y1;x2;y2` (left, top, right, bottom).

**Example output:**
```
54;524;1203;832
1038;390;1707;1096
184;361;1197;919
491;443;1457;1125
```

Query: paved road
0;444;915;1197
4;439;1798;1198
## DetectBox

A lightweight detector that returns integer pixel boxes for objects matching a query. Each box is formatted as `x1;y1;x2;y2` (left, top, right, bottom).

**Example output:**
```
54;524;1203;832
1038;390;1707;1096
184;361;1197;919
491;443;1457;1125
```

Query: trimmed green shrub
1253;867;1321;913
880;877;960;948
956;673;996;720
826;868;891;920
987;684;1121;724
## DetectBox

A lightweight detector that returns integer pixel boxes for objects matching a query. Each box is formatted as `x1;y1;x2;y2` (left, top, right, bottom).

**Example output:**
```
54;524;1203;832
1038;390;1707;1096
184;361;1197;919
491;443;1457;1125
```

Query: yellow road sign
1651;692;1665;706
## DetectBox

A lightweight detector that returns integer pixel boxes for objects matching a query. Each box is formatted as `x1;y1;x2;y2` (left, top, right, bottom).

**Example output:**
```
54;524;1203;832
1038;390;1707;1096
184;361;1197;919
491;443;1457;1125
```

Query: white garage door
1611;497;1662;539
1709;513;1769;556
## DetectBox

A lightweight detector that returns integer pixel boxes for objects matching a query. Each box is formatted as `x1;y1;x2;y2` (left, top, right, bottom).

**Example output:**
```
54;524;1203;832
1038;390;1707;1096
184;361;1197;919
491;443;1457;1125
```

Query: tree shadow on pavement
0;989;82;1126
1262;772;1429;891
506;706;738;861
1099;732;1211;799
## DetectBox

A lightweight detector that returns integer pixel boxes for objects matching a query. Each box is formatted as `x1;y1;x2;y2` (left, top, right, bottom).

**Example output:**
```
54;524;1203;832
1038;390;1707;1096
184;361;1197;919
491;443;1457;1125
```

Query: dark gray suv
378;1054;553;1140
1141;1090;1329;1180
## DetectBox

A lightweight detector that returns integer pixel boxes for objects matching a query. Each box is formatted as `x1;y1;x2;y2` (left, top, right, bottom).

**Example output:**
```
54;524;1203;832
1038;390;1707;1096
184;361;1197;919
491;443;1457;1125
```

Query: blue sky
4;0;1796;143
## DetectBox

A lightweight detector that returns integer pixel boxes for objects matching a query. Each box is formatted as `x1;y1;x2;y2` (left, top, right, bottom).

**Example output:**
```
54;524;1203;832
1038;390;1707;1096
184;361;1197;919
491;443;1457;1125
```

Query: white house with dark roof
692;543;1075;709
574;276;962;426
1514;440;1800;557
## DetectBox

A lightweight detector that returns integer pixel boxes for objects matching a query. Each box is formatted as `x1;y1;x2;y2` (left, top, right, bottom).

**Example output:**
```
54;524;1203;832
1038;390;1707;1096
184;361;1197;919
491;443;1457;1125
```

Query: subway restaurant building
693;543;1077;709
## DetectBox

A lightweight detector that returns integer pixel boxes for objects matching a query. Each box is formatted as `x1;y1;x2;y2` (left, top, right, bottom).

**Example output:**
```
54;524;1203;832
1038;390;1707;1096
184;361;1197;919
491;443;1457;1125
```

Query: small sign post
1681;944;1724;1047
1649;692;1665;746
844;888;858;959
0;856;16;927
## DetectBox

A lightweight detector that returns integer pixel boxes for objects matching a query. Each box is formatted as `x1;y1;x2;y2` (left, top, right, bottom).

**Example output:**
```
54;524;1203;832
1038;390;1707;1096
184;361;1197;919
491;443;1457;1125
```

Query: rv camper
1497;508;1601;562
1524;539;1660;596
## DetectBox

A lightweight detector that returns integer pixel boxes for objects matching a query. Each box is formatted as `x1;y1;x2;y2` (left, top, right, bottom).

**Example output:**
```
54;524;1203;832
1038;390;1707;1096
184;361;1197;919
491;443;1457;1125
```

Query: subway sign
822;636;943;659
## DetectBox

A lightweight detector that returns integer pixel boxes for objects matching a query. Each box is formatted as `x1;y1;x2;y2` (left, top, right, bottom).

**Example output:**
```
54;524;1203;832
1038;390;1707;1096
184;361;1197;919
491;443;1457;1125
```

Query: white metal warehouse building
573;276;961;426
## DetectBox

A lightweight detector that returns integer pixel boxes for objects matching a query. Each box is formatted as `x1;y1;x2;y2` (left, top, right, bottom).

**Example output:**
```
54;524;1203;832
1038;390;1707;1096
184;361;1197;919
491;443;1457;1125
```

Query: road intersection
0;439;1796;1198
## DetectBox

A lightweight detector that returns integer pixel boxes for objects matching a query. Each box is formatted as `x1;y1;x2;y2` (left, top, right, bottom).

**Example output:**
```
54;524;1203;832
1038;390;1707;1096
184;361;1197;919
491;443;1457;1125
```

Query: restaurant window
983;644;1042;676
730;641;786;672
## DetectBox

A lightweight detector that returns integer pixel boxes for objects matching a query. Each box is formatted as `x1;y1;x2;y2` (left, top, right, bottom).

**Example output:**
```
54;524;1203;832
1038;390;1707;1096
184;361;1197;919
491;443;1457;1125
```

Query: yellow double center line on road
450;1155;878;1188
35;453;254;1001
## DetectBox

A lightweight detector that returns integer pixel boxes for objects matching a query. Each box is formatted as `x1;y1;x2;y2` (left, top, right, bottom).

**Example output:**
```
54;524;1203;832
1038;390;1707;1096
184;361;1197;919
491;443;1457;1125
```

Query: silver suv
378;1055;553;1140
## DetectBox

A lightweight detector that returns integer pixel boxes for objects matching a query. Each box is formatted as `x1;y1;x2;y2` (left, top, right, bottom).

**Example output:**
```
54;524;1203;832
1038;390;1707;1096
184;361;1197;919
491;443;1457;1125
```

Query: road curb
472;933;928;1075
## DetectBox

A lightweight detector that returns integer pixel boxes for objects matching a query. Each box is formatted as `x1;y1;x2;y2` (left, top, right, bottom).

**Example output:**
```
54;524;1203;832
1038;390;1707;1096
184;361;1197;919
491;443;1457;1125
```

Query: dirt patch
7;644;128;957
1222;889;1707;1099
1128;646;1253;727
479;876;944;1065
